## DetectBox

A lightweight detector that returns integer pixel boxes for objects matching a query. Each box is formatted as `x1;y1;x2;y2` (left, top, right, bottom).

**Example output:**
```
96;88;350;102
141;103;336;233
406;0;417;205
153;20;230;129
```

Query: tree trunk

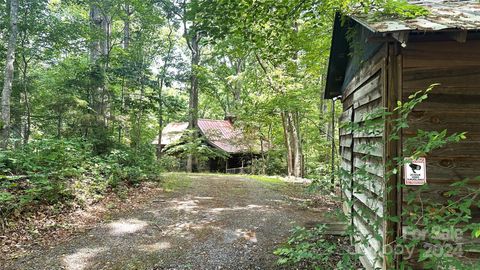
266;123;273;175
291;111;303;178
156;24;174;160
123;4;131;49
282;111;303;178
1;0;19;149
281;112;294;176
19;5;31;146
118;77;125;143
186;32;201;172
21;55;31;145
118;5;131;143
89;4;109;128
188;34;200;130
156;75;164;159
133;73;145;149
101;14;110;127
287;23;303;178
228;57;243;114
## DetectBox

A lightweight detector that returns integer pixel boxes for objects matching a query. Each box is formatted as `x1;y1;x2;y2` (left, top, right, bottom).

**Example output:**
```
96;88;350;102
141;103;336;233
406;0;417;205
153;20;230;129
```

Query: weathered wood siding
340;46;387;270
402;40;480;267
339;107;353;216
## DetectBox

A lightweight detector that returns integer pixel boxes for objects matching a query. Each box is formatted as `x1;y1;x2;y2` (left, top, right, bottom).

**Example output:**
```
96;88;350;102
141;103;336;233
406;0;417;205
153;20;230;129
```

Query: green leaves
474;227;480;238
274;225;359;268
376;0;429;19
0;139;161;223
164;129;230;161
0;191;14;202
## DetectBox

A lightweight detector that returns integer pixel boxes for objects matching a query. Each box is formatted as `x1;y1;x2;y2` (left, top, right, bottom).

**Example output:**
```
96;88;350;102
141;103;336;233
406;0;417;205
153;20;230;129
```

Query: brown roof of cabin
197;119;249;153
153;119;259;154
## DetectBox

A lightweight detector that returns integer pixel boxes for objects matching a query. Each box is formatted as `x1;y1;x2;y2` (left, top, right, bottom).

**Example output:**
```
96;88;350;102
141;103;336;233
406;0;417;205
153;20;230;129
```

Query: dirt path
4;174;331;270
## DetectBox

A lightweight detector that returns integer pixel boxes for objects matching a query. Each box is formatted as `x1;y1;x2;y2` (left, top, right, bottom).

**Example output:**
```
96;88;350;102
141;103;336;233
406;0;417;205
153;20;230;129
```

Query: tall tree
156;21;176;158
173;0;203;172
89;1;112;130
1;0;19;148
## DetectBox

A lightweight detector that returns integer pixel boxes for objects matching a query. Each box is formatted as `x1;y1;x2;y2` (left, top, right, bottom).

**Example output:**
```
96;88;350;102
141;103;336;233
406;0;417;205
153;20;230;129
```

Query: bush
274;225;359;269
0;139;162;226
157;155;183;172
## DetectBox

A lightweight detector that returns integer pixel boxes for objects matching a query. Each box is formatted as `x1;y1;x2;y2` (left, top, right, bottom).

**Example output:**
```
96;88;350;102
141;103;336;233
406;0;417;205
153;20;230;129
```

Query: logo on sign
404;157;426;185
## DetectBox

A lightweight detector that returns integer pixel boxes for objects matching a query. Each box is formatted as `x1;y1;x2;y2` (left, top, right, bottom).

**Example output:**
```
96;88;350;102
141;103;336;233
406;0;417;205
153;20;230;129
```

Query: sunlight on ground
168;198;200;213
107;218;148;235
186;175;206;179
160;220;215;237
208;204;268;214
287;196;310;202
237;229;258;243
194;196;214;200
224;229;258;243
138;241;171;252
63;247;106;270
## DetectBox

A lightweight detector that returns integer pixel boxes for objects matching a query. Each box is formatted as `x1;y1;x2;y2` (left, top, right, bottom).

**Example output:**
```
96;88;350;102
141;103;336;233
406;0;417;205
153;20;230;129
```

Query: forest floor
3;173;340;270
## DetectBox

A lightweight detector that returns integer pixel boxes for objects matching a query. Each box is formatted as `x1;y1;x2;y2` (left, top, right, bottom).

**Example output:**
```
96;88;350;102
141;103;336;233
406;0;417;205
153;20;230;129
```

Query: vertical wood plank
395;51;403;270
383;43;402;270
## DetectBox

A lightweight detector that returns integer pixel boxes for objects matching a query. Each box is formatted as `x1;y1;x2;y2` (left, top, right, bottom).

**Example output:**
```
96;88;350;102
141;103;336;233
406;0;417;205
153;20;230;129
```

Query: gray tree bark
1;0;19;149
282;111;303;177
290;112;303;178
123;4;131;49
21;52;31;145
118;4;132;142
180;0;202;173
186;33;200;172
89;4;109;128
157;24;175;159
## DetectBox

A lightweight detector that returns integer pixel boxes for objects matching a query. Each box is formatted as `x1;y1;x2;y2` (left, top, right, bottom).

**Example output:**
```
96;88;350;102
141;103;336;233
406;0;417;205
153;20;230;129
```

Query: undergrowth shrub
274;225;360;269
0;139;162;227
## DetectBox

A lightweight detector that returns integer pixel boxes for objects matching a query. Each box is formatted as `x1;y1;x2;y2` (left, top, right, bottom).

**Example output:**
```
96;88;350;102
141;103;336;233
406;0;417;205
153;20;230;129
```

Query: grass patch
248;175;285;184
161;173;192;192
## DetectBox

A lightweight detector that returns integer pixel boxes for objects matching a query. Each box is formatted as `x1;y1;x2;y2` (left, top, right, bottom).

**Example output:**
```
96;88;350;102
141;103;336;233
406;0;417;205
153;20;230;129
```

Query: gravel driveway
4;174;327;270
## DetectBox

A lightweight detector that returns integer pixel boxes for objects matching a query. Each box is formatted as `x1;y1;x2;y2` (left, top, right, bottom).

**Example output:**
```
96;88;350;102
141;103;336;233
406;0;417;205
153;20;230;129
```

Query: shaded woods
0;0;340;224
2;1;479;270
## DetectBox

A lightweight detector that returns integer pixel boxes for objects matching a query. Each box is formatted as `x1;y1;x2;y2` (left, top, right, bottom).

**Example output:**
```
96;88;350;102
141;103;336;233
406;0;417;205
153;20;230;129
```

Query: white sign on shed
404;157;426;186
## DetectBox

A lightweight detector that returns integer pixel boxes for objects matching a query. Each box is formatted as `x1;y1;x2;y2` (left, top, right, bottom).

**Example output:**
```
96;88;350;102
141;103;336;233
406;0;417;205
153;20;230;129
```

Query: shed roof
324;0;480;99
153;119;258;154
354;0;480;33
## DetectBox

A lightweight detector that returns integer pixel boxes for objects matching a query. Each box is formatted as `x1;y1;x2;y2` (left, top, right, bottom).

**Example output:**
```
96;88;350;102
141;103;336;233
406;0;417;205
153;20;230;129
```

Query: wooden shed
324;1;480;269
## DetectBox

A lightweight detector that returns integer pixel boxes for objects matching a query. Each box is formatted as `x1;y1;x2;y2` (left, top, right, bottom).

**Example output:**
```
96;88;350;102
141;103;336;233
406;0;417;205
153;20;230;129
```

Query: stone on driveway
5;174;327;270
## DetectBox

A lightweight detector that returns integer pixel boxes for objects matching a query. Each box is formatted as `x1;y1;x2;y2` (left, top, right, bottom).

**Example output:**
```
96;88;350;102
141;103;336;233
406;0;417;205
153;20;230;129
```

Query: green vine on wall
340;84;480;269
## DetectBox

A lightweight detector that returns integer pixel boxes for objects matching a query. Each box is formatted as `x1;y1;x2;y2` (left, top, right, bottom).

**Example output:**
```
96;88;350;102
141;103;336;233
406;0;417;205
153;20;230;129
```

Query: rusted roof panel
197;119;252;154
353;0;480;33
153;119;259;154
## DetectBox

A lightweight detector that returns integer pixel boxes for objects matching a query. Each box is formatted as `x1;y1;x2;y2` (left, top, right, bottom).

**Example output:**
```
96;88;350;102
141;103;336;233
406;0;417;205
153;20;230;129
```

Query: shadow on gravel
5;174;333;270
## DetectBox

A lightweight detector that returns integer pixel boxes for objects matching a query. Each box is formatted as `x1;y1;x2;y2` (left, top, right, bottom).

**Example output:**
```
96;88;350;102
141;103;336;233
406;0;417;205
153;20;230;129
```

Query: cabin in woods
324;1;480;269
153;118;261;173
